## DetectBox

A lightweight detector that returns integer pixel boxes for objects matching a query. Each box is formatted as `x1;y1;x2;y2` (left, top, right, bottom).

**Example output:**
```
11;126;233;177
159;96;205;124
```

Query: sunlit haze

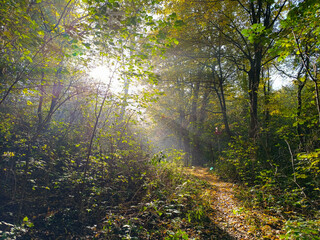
89;65;123;93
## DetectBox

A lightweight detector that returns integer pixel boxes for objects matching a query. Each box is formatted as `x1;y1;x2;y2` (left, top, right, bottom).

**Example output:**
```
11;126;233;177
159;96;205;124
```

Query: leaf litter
185;167;284;240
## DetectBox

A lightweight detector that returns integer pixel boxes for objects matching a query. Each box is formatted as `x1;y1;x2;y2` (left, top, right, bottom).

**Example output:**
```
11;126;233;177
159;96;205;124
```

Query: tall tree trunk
263;69;270;129
190;81;200;126
37;71;45;125
219;80;232;138
217;36;232;138
41;66;63;130
263;68;270;150
212;70;232;138
178;79;186;151
296;65;306;149
199;84;210;125
312;77;320;124
190;81;201;165
248;49;262;139
247;0;272;139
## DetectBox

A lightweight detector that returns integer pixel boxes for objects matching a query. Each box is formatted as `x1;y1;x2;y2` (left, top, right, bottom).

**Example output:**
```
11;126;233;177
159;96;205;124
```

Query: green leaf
26;56;33;63
241;28;250;37
174;20;185;28
169;13;177;19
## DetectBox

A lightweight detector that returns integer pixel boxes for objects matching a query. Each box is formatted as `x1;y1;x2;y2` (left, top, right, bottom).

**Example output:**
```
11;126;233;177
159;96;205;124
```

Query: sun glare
89;64;146;95
89;65;123;93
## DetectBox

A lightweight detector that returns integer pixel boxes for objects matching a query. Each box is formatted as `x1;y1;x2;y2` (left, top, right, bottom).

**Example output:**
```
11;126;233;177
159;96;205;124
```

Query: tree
279;0;320;124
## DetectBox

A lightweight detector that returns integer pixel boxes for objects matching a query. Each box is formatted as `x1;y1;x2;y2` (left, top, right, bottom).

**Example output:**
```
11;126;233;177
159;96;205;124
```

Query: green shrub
280;218;320;240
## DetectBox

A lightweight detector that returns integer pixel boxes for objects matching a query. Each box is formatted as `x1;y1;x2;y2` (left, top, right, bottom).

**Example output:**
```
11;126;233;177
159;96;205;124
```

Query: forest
0;0;319;239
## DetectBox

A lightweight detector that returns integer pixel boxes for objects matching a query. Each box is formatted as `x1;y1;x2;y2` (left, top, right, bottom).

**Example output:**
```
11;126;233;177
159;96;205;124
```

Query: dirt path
185;167;283;240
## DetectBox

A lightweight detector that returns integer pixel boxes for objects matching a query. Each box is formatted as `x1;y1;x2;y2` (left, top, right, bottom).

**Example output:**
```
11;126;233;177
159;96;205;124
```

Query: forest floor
185;167;284;240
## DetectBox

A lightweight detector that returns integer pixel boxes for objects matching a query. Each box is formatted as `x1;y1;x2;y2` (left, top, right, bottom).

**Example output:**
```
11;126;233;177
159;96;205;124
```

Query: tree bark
211;69;232;138
296;65;306;149
248;40;263;139
37;71;45;125
190;81;201;165
262;68;271;151
312;76;320;124
248;68;259;139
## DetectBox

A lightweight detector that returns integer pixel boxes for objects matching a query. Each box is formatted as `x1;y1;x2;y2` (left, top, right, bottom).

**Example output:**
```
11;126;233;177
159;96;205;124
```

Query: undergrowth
94;155;232;239
213;138;320;240
0;150;232;239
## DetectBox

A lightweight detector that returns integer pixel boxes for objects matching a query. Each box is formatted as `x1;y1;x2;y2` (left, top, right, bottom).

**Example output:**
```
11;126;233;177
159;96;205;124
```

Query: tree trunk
296;65;306;149
212;70;232;138
313;78;320;124
248;48;262;139
199;84;210;125
190;81;201;165
219;80;232;138
263;68;271;152
190;81;200;126
178;80;186;151
42;66;63;130
37;71;45;125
